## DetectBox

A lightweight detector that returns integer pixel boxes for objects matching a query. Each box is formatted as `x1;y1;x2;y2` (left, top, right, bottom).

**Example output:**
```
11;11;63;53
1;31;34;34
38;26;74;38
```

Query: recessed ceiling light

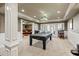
6;6;9;10
21;9;24;12
6;6;11;11
34;16;36;18
57;11;61;13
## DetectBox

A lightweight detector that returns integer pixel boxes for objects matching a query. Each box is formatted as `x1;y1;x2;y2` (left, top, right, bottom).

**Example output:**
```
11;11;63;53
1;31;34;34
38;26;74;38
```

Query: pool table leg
50;35;52;40
43;40;46;50
30;37;32;46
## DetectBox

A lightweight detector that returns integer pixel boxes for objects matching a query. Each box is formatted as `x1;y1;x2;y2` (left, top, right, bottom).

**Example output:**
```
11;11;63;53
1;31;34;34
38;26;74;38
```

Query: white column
32;23;34;34
21;19;23;35
4;3;19;56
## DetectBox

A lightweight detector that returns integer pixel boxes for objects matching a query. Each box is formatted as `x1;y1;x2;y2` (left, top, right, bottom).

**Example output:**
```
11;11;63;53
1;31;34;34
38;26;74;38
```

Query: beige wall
0;15;5;33
18;19;21;32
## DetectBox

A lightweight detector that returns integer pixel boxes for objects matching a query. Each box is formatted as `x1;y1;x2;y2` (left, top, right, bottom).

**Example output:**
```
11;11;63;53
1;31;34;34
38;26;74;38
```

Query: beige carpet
19;36;74;56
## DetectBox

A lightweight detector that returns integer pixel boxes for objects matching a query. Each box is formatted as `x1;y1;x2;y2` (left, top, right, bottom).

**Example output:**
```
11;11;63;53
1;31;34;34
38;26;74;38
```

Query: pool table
29;32;52;50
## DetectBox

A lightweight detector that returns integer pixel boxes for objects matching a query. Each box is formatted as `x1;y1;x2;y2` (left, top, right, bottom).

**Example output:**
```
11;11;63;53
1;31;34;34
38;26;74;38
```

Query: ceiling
0;3;79;23
18;3;69;21
66;4;79;20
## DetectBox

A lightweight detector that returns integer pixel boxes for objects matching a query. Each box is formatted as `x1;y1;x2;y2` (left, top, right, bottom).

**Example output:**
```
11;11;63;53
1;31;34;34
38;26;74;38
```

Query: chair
71;44;79;56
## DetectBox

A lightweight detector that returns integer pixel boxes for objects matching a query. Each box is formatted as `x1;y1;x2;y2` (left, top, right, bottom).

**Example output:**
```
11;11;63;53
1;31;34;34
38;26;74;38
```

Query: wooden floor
19;36;74;56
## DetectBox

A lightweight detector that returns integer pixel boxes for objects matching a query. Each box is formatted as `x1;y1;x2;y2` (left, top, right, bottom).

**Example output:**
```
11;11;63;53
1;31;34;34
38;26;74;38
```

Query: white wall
73;14;79;32
68;31;79;48
32;23;38;34
67;14;79;48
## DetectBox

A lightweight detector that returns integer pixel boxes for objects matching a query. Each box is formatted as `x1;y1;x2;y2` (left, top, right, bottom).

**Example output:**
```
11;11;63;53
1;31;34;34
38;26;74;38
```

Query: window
69;19;73;30
40;23;64;33
58;23;64;30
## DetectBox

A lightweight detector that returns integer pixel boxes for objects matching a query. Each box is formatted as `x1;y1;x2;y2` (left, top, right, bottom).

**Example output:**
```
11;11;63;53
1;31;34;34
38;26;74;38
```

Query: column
32;23;34;34
4;3;19;56
21;19;23;35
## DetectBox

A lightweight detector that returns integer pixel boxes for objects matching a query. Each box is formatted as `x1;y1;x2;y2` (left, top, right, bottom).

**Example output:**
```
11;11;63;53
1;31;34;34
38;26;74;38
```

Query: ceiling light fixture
21;9;24;12
34;16;36;18
44;14;47;17
40;11;48;21
6;6;9;10
57;11;61;14
6;6;11;11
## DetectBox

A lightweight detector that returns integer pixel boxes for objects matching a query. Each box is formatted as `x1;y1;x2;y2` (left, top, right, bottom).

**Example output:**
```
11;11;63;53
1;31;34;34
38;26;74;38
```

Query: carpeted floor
19;36;74;56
